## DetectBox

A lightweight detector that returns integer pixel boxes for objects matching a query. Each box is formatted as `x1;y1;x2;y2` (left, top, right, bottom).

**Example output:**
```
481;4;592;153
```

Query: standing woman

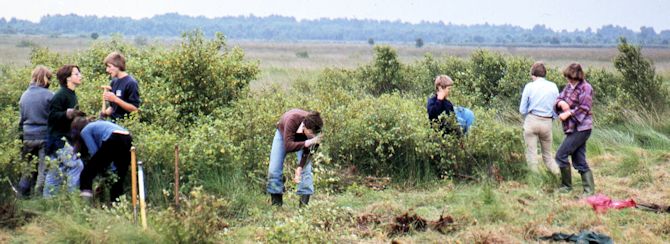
17;66;54;196
555;63;595;195
43;64;83;196
70;117;132;202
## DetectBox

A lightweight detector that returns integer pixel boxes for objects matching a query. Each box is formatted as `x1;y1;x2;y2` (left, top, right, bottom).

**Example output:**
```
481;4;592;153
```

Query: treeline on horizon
1;13;670;46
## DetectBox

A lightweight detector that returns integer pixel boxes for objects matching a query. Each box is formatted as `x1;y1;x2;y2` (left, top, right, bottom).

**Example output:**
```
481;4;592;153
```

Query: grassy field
1;34;670;243
3;34;670;88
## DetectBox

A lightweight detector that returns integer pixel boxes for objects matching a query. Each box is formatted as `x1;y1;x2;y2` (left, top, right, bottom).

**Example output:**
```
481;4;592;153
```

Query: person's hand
293;167;303;183
559;111;572;121
100;85;112;90
305;135;321;147
436;87;447;100
103;91;118;103
66;108;76;119
558;100;570;112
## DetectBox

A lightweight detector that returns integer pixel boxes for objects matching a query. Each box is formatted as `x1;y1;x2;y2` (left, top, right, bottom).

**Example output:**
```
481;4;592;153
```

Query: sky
0;0;668;32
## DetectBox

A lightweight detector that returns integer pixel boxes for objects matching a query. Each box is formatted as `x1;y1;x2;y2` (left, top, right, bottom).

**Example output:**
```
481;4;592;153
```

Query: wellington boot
299;195;310;207
580;171;595;196
271;194;283;207
558;167;572;193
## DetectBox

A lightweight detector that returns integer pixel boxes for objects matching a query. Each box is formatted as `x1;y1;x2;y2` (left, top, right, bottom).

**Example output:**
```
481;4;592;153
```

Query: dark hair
563;63;585;81
70;116;91;157
56;64;80;87
303;111;323;134
530;61;547;78
104;52;126;71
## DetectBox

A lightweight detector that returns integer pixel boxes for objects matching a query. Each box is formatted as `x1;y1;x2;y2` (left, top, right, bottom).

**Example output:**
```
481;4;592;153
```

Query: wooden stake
174;144;180;208
131;146;138;224
101;86;110;118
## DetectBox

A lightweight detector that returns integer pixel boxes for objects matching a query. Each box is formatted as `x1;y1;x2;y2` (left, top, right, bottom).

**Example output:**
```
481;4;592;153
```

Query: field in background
3;34;670;89
1;34;670;243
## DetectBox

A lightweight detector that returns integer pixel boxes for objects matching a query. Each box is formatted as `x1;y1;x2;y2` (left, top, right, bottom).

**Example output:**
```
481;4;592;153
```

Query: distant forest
2;13;669;46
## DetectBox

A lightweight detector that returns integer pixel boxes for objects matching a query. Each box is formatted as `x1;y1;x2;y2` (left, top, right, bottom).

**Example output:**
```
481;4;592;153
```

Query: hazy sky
1;0;668;31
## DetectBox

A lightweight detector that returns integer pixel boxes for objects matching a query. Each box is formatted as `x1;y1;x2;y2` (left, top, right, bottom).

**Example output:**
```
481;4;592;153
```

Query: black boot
580;170;595;196
299;195;310;207
559;167;572;192
271;194;283;206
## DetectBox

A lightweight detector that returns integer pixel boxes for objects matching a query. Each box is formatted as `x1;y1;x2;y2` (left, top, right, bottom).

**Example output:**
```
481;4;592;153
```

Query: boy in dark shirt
101;52;141;120
426;75;457;134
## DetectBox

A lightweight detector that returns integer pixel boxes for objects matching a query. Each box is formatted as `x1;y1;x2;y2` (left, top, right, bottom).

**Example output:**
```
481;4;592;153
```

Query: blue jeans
43;144;83;197
267;130;314;195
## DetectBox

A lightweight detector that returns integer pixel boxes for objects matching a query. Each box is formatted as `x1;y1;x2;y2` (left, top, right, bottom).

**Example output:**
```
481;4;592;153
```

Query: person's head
302;111;323;138
56;64;82;88
434;75;453;95
70;116;91;154
530;61;547;78
104;52;126;78
31;65;52;88
563;63;585;82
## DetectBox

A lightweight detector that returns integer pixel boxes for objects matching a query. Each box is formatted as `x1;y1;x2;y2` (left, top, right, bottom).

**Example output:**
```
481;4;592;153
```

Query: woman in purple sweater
555;63;595;195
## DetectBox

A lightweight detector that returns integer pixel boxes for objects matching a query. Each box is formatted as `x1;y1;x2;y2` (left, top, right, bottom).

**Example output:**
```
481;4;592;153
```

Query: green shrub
360;45;404;95
470;49;508;106
614;37;668;111
154;187;229;243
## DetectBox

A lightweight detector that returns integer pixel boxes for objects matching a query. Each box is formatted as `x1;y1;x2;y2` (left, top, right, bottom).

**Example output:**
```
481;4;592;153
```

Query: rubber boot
559;167;572;192
299;195;310;207
580;171;595;196
271;194;283;206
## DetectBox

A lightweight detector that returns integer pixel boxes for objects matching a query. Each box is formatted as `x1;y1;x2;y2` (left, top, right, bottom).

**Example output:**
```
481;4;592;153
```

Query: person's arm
554;88;569;114
80;126;98;157
18;98;25;133
282;121;306;152
48;95;67;126
569;84;593;123
519;84;530;115
104;91;138;113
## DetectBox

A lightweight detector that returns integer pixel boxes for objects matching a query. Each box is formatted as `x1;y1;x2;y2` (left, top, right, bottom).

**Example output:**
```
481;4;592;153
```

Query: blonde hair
434;75;453;91
31;65;52;88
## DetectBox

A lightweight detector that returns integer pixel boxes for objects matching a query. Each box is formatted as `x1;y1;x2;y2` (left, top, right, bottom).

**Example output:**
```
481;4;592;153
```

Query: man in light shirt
519;62;560;174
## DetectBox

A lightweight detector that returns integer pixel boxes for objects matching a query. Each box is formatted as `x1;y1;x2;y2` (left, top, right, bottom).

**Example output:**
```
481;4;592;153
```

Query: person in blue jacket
70;117;132;202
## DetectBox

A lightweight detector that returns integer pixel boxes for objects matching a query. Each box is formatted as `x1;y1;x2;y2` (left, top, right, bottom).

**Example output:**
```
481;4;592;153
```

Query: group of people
520;62;595;195
269;62;595;208
17;51;593;207
17;52;141;202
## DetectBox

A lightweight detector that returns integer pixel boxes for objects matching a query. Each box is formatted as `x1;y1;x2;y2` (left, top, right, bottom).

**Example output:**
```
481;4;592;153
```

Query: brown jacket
276;109;311;166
